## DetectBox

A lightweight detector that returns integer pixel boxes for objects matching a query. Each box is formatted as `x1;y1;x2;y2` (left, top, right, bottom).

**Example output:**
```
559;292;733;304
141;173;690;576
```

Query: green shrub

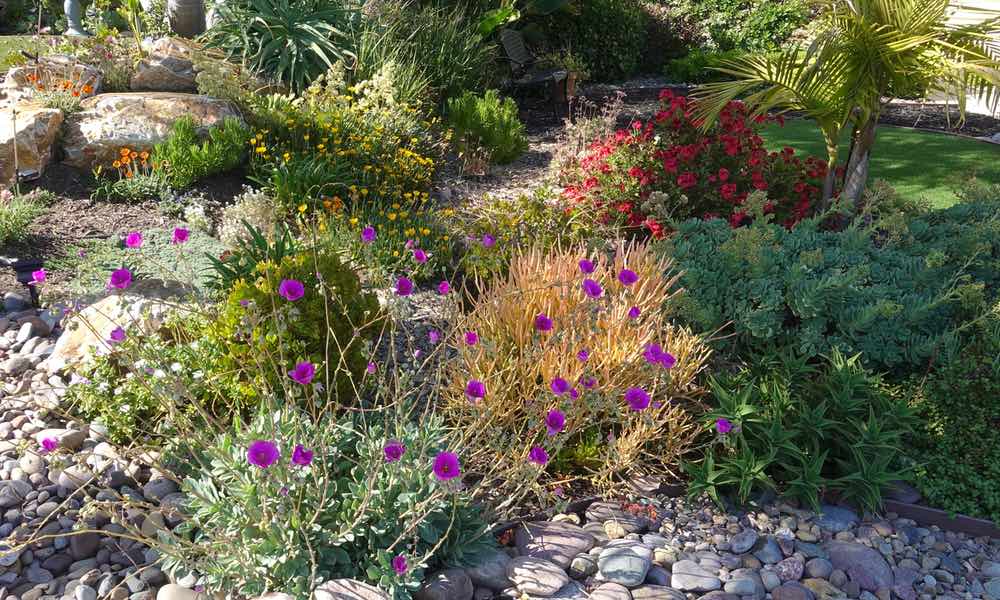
154;116;249;189
662;202;1000;375
446;90;528;165
906;319;1000;523
639;1;702;72
675;0;809;52
0;189;47;246
688;351;915;511
202;0;359;91
663;48;745;83
159;408;495;599
207;221;299;294
206;245;381;404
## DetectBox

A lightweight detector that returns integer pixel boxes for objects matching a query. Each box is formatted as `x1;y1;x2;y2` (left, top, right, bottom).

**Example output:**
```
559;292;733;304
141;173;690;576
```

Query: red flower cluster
562;89;831;237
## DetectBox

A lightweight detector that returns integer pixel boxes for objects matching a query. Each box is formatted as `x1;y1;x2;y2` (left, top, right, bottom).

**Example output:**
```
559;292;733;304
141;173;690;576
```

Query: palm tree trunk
842;116;878;207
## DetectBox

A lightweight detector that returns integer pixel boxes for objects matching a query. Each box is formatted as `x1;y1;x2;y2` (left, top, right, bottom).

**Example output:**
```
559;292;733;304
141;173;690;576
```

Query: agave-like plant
202;0;359;92
693;0;1000;206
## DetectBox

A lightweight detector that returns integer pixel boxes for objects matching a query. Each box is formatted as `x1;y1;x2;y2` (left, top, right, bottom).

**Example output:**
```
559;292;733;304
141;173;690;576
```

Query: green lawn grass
0;35;57;67
761;118;1000;207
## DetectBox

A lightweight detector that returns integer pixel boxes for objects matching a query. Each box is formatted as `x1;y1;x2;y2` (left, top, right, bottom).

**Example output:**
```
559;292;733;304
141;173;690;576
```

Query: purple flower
528;446;549;466
361;226;376;243
288;361;316;385
291;444;314;466
465;379;486;402
545;410;565;436
279;486;289;496
392;554;408;576
716;418;733;434
432;451;462;480
171;227;189;244
579;259;595;274
627;306;641;320
465;331;479;346
31;269;46;284
618;269;639;286
395;276;414;296
413;249;428;263
481;234;496;248
124;231;143;248
581;377;597;389
582;278;603;298
246;440;280;469
569;388;579;400
624;387;651;411
278;279;305;301
577;349;589;362
437;280;450;295
428;329;440;344
384;440;406;463
643;344;677;369
534;313;553;332
550;377;570;396
108;326;126;344
367;362;377;374
108;268;133;290
40;437;58;453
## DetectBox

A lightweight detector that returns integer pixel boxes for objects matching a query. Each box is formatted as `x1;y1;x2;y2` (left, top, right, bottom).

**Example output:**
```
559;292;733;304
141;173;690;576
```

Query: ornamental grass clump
444;242;710;512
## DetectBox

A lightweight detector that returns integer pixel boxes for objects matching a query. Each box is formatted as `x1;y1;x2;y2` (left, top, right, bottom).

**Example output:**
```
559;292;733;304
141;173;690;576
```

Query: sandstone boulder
0;104;63;182
61;93;240;168
45;279;192;373
131;38;199;92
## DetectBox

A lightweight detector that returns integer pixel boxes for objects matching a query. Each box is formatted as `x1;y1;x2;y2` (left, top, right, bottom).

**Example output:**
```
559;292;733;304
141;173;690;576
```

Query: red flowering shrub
561;89;832;236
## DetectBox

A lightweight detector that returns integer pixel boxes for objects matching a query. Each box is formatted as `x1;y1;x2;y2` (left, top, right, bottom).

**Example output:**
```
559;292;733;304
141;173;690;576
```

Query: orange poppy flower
125;170;133;178
72;90;80;97
139;151;149;159
82;84;93;94
129;151;137;159
113;160;121;168
120;148;130;156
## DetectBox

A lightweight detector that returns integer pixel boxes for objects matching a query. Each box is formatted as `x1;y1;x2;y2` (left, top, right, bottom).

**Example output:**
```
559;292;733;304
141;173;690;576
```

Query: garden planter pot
167;0;206;37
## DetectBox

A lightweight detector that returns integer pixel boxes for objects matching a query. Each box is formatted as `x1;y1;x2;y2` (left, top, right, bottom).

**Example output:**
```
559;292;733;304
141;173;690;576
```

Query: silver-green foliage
446;90;528;164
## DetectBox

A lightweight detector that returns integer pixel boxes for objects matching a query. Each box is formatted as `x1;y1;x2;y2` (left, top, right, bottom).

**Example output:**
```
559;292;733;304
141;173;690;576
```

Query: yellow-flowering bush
444;242;710;513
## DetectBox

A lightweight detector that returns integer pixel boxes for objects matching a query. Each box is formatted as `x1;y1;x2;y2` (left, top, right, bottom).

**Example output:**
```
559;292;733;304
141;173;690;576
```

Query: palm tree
692;0;1000;206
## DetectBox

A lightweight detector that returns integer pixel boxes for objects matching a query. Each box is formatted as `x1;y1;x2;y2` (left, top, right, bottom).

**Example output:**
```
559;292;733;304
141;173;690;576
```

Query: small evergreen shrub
906;319;1000;523
446;90;528;165
0;188;47;245
154;116;249;190
663;48;745;83
675;0;809;52
689;351;915;511
661;200;1000;374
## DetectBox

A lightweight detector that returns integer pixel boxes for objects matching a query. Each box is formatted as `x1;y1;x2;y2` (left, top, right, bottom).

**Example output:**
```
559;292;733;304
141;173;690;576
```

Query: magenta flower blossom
716;418;733;434
428;329;440;344
432;451;462;480
278;279;305;301
534;313;553;331
482;234;496;248
395;276;414;296
413;249;428;263
108;326;126;344
392;554;408;576
288;361;316;385
291;444;314;466
171;227;189;244
618;269;639;286
528;446;549;466
550;377;570;396
569;388;579;400
581;376;597;389
246;440;280;468
643;344;677;369
464;331;479;346
582;279;603;298
384;440;406;463
545;410;565;436
124;231;143;248
361;226;376;243
577;349;589;362
579;259;595;274
624;387;651;411
627;306;641;319
437;280;450;295
108;268;133;290
40;437;58;453
31;269;46;284
367;362;377;374
465;379;486;402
